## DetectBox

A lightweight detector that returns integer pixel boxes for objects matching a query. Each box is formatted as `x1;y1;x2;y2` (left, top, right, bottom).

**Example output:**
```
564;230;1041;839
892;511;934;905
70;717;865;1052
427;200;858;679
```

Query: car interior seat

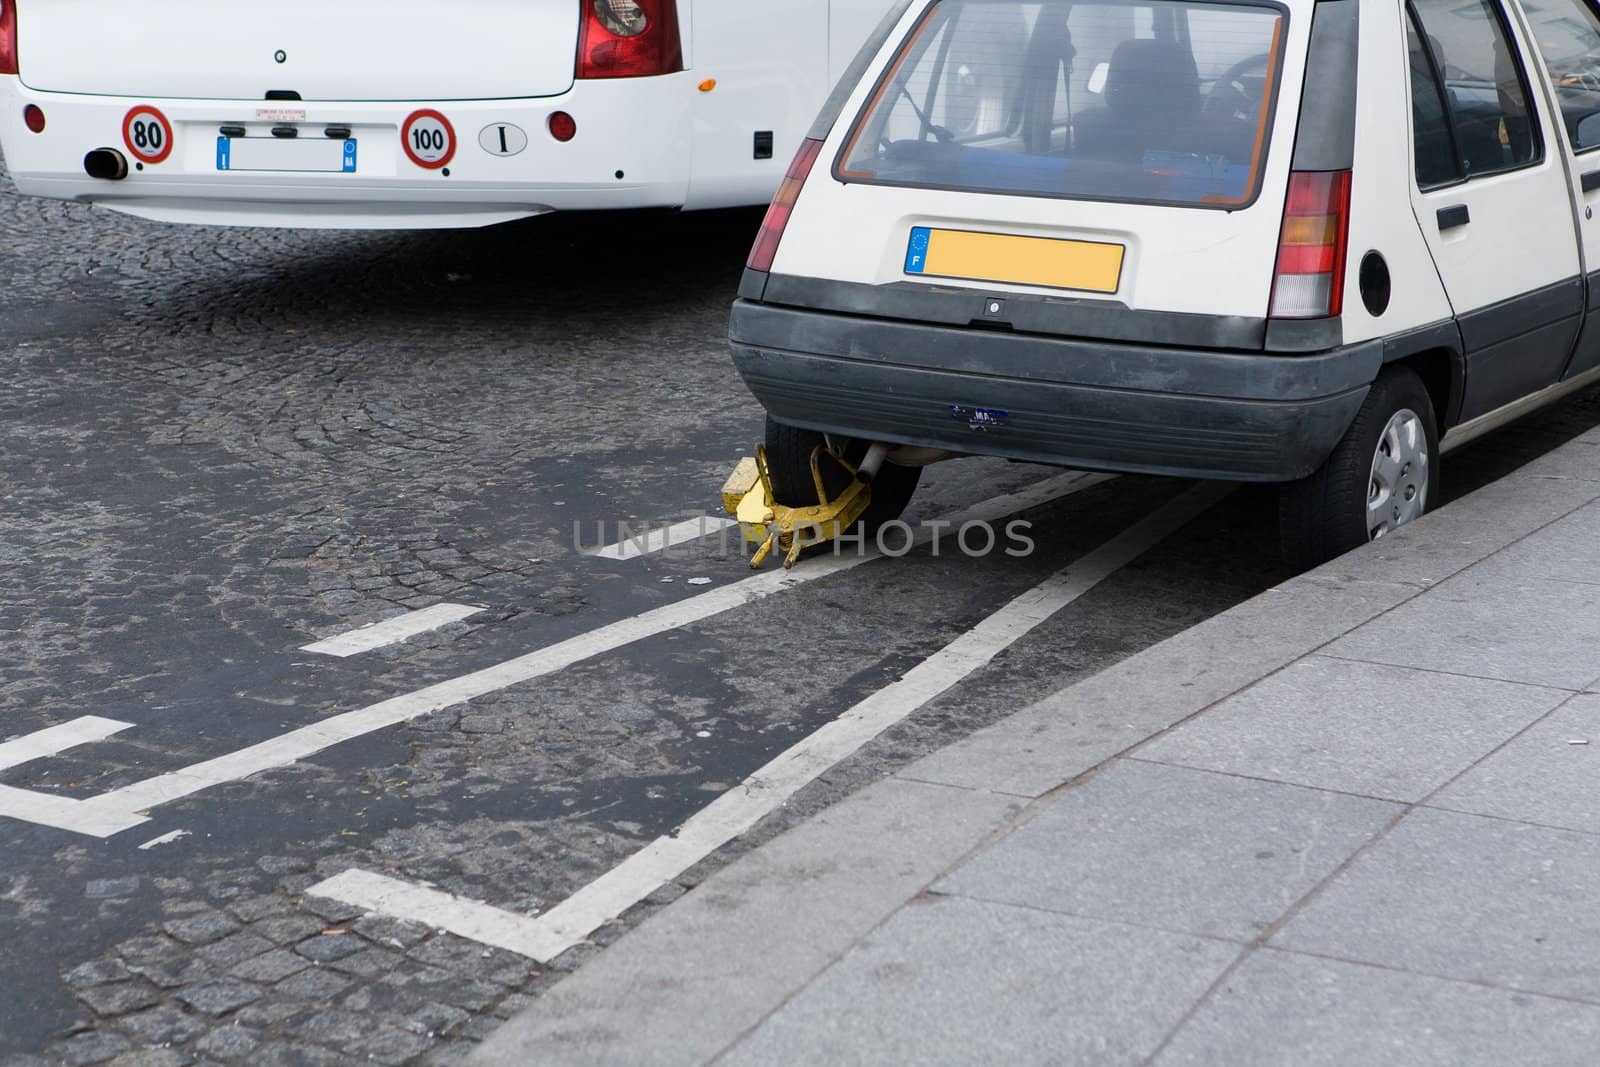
1073;38;1200;164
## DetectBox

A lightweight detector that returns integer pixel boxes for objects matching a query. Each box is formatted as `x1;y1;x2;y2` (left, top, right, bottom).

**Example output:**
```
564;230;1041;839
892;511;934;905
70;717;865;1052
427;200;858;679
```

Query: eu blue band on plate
905;226;931;275
215;136;359;174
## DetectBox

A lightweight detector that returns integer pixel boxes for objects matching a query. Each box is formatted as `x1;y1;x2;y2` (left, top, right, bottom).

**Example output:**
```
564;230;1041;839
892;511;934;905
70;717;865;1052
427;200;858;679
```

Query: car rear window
836;0;1290;209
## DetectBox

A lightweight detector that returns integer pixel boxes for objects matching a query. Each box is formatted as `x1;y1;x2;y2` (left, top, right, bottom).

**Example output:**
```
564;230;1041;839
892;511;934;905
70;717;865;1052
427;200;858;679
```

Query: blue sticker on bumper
905;226;931;275
951;405;1009;432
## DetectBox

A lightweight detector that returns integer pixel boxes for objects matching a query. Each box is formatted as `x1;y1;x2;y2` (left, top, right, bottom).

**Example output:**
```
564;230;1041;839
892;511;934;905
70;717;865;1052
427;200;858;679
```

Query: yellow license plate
904;226;1124;294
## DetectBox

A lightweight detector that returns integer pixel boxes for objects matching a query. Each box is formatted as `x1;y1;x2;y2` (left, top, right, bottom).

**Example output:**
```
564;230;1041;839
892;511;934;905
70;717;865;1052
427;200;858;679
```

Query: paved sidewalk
472;428;1600;1066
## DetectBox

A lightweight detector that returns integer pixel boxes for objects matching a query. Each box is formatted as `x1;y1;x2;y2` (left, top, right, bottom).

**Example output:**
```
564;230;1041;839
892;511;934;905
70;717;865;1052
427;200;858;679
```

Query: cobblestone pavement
3;168;1599;1067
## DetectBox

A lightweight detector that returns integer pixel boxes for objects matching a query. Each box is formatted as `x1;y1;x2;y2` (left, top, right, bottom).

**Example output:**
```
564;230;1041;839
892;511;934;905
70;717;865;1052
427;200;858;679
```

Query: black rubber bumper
730;300;1383;483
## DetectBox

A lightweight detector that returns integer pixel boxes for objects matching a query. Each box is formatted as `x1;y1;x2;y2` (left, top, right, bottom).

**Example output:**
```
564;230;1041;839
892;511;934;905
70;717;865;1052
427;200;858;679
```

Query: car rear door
1517;0;1600;381
1404;0;1584;422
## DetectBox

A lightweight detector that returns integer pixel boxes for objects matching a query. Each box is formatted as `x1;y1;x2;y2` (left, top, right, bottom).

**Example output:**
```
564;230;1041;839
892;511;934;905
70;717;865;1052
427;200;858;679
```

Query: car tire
763;416;921;532
1279;366;1438;570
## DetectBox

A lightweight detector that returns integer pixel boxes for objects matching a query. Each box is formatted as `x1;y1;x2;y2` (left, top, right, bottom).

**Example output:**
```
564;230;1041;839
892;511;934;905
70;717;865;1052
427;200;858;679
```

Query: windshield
837;0;1290;208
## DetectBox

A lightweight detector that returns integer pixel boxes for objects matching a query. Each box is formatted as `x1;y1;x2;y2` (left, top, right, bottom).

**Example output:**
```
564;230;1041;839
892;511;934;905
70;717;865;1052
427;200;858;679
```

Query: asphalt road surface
3;178;1599;1066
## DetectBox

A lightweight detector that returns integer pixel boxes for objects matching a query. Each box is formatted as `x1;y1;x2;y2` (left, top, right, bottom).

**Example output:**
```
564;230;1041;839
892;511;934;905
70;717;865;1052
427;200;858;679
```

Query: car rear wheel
1279;366;1438;570
763;416;921;532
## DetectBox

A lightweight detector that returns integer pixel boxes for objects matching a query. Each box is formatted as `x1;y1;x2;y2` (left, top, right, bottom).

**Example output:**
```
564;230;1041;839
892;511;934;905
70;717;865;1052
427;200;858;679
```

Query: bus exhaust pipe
84;148;129;181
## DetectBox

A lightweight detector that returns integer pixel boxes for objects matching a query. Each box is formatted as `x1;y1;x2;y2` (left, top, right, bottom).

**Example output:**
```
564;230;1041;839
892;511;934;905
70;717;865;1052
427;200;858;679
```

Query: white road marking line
4;471;1109;838
518;481;1231;961
306;868;566;961
137;829;191;851
0;784;148;837
585;517;740;561
300;603;486;658
0;716;134;771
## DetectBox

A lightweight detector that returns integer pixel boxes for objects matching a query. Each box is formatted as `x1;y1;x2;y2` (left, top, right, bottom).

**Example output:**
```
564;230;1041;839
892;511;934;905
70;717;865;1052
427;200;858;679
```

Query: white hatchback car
0;0;899;229
733;0;1600;565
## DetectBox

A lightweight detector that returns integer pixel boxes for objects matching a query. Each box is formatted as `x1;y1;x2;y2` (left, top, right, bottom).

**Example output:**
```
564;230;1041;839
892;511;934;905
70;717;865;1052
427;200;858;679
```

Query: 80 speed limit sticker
123;106;174;165
401;109;456;170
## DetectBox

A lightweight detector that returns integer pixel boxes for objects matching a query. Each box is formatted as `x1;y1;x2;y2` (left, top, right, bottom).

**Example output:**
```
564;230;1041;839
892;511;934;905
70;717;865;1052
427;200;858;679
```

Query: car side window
1520;0;1600;153
1408;12;1462;188
1407;0;1543;188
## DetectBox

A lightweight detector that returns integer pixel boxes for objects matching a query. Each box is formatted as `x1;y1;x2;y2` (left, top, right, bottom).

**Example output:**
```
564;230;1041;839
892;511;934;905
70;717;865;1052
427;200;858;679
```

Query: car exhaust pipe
84;148;129;181
856;442;891;484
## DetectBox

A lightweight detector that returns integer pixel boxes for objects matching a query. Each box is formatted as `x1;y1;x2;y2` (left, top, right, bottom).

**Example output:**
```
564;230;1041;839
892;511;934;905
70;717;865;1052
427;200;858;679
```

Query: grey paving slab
1488;498;1600;577
1430;693;1600;834
723;896;1240;1067
1154;948;1600;1066
469;779;1023;1067
1274;807;1600;1001
903;575;1421;798
1515;438;1600;484
936;759;1400;941
1325;519;1600;690
1136;655;1567;801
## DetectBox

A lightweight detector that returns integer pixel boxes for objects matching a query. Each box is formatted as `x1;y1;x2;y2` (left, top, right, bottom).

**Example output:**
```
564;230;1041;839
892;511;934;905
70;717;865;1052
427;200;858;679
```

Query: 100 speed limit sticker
123;106;174;165
401;110;456;170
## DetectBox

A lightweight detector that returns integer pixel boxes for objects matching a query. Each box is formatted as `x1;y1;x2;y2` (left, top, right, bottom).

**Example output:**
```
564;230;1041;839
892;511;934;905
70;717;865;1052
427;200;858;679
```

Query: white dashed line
0;471;1109;838
517;482;1231;961
300;603;487;658
584;517;740;561
0;716;133;771
305;869;565;961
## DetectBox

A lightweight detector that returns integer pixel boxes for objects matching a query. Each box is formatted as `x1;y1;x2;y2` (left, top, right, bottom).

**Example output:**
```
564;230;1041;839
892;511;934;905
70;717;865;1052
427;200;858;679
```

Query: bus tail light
577;0;683;79
0;1;17;77
747;138;823;273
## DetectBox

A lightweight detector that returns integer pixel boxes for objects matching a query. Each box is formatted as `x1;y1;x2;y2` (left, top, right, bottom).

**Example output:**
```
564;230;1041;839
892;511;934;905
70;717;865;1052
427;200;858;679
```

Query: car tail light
577;0;682;79
0;1;17;77
747;138;823;273
1269;170;1352;319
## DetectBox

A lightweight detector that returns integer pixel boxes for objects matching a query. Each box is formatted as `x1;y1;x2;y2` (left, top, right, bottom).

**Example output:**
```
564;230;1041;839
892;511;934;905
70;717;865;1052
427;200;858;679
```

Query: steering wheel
1202;52;1270;122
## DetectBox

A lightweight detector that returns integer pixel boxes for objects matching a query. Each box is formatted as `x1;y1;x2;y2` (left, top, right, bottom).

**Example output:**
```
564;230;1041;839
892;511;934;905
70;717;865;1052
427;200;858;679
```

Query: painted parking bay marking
582;516;739;561
0;717;141;836
519;481;1232;961
0;472;1110;838
300;602;486;658
0;716;132;771
308;482;1230;962
306;869;566;961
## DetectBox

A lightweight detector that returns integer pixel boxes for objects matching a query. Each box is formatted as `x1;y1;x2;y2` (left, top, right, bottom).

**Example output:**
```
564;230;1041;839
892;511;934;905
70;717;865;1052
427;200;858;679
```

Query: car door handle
1437;204;1471;230
1583;169;1600;193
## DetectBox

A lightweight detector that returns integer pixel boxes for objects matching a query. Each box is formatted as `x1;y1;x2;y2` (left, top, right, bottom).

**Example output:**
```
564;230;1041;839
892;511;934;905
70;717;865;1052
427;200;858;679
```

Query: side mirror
1086;61;1109;94
1579;111;1600;149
